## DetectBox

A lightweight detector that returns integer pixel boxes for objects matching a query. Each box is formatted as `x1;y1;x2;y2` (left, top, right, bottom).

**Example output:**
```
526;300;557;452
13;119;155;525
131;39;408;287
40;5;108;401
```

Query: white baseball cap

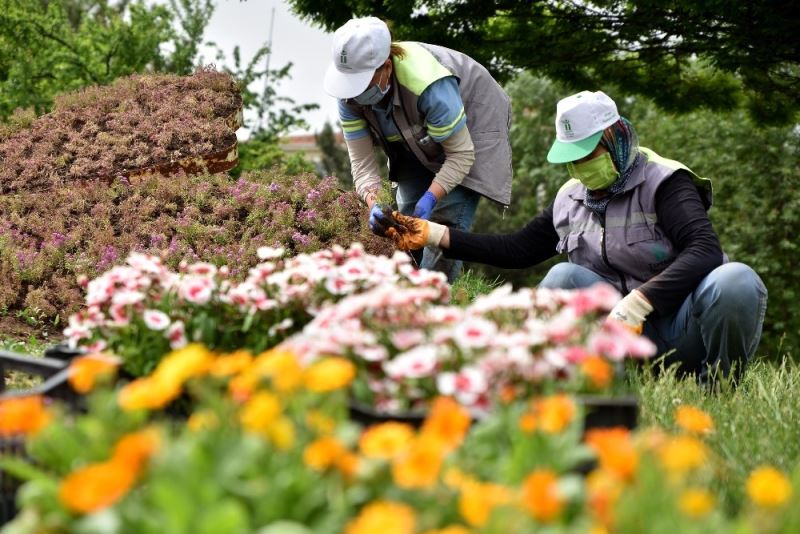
323;17;391;99
546;90;620;163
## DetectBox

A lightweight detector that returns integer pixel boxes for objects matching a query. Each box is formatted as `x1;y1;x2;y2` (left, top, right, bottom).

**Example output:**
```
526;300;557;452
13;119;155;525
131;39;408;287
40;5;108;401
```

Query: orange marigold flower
304;357;355;392
421;397;471;453
344;500;416;534
209;350;253;377
520;395;576;435
239;391;282;434
228;370;259;402
337;451;360;480
118;376;181;411
113;427;160;471
68;353;120;393
585;428;638;481
459;480;512;527
674;405;714;435
59;460;137;514
359;422;415;460
581;356;613;390
679;488;715;518
658;436;708;474
521;469;564;523
392;436;444;489
746;466;793;508
586;469;622;527
253;348;304;392
304;436;346;471
0;396;51;437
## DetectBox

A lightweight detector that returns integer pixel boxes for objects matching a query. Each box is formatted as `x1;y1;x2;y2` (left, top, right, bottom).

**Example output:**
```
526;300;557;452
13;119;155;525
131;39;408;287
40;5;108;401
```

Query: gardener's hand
412;191;438;220
386;212;447;251
607;289;653;334
368;203;390;236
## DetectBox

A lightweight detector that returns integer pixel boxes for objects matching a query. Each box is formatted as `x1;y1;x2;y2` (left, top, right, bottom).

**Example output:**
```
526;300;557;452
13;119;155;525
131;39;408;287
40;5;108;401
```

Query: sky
201;0;339;138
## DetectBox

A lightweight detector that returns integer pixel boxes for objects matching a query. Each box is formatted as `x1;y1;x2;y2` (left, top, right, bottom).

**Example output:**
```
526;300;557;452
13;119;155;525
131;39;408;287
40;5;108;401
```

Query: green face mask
566;152;619;190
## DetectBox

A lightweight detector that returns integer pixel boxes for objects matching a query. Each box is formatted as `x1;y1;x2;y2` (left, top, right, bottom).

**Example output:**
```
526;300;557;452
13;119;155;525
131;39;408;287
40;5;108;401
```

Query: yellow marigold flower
59;460;137;514
267;416;296;451
344;500;416;534
746;466;793;508
521;469;564;523
359;422;415;460
392;436;444;489
304;436;346;471
0;396;51;437
239;391;282;434
209;350;253;377
306;410;337;435
679;488;715;518
675;405;714;435
658;436;708;474
68;353;120;393
187;410;219;432
113;428;160;472
586;469;622;527
459;480;512;527
304;357;355;392
155;343;213;386
443;467;473;490
253;348;304;392
421;397;471;453
118;376;181;411
423;527;472;534
580;356;613;390
585;428;638;480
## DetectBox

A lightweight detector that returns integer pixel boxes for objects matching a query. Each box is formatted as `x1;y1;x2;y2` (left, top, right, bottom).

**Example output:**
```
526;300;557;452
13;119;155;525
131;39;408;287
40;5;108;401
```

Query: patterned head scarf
583;117;641;214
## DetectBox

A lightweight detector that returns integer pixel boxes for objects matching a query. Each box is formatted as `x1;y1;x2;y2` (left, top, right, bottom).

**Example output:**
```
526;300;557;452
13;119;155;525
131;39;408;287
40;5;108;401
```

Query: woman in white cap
323;17;513;283
385;90;767;382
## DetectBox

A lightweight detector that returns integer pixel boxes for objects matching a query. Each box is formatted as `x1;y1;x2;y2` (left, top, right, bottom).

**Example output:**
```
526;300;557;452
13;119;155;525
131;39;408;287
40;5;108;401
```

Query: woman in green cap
385;90;767;382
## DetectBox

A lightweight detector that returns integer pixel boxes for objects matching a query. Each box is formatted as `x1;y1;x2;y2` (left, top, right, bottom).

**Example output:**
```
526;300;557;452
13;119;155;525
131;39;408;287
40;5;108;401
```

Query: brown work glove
386;211;429;251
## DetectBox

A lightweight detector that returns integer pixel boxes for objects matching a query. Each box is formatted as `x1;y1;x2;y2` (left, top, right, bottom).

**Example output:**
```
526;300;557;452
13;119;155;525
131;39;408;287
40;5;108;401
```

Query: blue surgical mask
353;68;390;106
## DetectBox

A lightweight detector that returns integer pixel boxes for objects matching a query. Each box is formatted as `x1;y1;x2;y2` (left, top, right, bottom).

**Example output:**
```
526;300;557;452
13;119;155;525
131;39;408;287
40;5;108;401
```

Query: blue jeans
395;176;481;283
539;262;768;380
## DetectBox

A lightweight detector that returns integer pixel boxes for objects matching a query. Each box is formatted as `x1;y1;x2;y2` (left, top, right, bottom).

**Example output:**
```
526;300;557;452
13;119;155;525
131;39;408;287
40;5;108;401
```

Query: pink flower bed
65;244;446;375
287;283;656;414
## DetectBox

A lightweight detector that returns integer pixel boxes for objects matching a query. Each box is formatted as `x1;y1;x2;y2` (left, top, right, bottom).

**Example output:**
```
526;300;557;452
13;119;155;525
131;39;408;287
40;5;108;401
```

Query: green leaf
256;521;312;534
196;500;250;534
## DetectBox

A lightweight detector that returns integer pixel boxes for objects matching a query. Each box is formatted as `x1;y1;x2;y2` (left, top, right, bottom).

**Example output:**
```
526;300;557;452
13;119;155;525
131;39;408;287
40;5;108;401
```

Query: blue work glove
368;203;390;236
412;191;438;220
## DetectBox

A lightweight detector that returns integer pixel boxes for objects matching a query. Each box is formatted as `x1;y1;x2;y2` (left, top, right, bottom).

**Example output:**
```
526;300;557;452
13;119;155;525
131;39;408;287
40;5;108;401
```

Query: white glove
608;289;653;334
426;221;447;247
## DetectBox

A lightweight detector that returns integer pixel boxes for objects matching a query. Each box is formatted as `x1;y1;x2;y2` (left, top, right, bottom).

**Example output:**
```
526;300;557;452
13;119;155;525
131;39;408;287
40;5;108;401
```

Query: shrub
0;69;241;193
0;170;395;329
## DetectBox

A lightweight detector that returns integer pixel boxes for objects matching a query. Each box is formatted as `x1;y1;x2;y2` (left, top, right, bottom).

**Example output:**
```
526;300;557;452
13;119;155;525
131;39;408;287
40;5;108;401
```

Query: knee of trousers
697;262;767;314
539;262;586;290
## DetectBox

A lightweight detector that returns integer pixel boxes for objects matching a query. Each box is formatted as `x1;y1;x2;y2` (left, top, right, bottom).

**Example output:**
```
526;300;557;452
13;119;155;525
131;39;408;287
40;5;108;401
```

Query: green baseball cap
546;91;619;164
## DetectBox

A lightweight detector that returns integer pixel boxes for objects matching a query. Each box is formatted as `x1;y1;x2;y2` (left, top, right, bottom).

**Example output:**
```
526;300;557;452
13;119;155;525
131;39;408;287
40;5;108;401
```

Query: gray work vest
552;147;715;295
341;42;513;206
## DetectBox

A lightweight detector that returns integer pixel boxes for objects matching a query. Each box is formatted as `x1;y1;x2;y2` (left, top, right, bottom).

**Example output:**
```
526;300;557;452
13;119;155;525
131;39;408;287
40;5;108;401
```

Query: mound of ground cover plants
2;348;798;532
64;243;435;375
0;171;394;332
0;68;242;193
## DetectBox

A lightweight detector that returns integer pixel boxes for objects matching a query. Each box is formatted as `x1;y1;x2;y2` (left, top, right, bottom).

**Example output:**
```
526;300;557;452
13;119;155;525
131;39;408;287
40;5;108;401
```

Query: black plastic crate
1;348;78;525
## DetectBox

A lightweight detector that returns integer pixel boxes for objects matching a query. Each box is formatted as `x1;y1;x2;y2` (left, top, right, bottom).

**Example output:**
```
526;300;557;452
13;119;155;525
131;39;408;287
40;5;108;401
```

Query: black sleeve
638;170;724;315
443;203;560;269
